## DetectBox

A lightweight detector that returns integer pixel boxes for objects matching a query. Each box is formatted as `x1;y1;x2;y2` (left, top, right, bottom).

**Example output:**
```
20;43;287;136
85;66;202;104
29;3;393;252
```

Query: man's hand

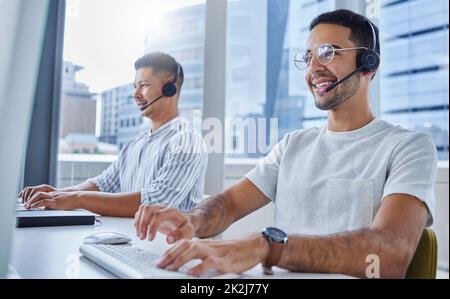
19;184;57;204
157;233;270;276
134;204;196;244
24;191;81;210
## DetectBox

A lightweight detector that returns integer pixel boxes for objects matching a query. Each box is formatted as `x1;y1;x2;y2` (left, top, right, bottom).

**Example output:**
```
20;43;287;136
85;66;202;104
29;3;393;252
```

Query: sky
63;0;204;93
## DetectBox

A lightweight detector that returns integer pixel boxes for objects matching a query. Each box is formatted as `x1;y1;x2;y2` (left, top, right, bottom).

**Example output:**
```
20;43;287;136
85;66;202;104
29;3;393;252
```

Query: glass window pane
58;0;205;188
379;0;449;160
225;0;335;159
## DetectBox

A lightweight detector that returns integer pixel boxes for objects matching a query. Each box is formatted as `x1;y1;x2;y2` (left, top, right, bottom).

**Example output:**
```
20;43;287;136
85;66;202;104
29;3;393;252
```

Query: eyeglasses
294;43;368;70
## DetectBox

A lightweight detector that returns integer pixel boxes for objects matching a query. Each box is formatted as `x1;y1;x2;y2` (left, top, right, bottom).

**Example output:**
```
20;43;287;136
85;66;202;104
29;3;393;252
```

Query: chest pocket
324;178;374;234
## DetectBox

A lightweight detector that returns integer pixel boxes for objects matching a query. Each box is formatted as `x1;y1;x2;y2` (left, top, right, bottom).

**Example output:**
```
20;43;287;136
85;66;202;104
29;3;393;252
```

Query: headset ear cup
357;49;380;73
162;82;177;97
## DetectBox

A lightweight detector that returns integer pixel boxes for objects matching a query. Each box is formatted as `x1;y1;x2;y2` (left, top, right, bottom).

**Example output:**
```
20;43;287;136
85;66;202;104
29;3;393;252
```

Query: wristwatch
261;227;288;275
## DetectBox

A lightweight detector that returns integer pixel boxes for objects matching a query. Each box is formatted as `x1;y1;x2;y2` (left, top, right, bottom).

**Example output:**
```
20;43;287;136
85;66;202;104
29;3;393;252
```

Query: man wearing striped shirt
20;52;208;216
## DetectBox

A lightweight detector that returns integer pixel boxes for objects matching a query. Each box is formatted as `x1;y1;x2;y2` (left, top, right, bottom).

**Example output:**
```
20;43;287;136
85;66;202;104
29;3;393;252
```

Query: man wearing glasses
134;10;437;278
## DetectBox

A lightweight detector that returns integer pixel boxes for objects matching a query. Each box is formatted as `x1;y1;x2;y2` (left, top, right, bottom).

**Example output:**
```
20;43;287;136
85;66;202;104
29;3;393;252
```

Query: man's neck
327;95;375;132
150;113;179;132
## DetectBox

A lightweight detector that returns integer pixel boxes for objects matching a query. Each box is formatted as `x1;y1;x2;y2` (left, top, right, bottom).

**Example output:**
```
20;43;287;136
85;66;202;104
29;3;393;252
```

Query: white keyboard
80;244;193;279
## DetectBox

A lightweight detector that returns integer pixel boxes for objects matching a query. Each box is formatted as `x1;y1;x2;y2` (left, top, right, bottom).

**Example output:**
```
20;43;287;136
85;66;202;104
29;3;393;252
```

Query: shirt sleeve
244;133;291;202
140;130;208;209
86;145;128;193
383;132;438;226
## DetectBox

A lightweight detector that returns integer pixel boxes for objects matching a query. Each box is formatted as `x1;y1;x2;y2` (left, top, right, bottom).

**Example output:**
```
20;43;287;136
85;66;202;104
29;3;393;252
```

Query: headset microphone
325;64;366;93
139;94;165;111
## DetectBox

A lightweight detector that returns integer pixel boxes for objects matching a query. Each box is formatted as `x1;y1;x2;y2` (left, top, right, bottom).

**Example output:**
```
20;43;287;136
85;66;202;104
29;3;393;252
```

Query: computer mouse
83;232;132;245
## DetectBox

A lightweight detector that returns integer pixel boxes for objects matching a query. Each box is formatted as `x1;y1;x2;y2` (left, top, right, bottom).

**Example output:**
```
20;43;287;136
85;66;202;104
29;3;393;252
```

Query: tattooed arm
134;178;270;242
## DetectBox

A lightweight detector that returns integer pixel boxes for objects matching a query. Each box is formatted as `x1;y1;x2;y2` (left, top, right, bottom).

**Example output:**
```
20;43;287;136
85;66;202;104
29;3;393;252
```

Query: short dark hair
309;9;380;56
134;51;184;89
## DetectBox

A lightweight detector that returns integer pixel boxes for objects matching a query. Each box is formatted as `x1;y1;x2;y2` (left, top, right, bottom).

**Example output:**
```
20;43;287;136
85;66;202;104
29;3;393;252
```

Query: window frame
23;0;66;188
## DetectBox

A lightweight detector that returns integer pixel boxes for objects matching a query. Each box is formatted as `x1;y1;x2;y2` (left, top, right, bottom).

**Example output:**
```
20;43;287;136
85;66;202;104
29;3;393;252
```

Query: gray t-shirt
245;118;437;235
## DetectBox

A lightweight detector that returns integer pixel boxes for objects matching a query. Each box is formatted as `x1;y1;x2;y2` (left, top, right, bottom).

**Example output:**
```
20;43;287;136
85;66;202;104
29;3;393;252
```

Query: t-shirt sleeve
383;132;438;226
244;134;290;202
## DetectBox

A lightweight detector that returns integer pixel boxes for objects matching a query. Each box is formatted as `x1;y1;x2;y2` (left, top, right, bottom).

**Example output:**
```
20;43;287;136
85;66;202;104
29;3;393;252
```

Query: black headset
325;17;381;92
161;63;181;97
356;18;380;73
138;63;182;112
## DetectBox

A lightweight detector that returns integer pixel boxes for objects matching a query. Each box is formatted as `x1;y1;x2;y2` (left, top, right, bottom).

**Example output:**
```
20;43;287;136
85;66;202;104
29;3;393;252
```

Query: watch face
263;227;288;243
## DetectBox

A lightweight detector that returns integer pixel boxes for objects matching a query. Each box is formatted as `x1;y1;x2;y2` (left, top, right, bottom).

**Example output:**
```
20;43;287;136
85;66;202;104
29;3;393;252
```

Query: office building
59;61;97;138
116;83;149;150
99;85;120;145
143;2;270;157
145;3;206;124
101;83;152;150
272;0;335;134
379;0;449;160
100;83;136;148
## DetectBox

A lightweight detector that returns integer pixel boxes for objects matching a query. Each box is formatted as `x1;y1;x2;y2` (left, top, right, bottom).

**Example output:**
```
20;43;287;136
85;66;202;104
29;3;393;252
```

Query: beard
314;74;361;111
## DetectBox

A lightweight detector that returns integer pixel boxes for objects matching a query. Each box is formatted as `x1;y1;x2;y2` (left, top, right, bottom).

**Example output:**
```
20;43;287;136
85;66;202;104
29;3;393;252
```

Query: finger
148;208;177;241
21;187;29;202
25;186;47;203
25;191;41;207
23;187;33;203
30;199;52;209
188;257;223;276
149;207;188;241
26;192;50;208
167;221;194;244
24;185;51;203
166;244;209;272
19;189;27;203
134;205;144;235
138;206;156;240
157;239;191;269
26;186;44;202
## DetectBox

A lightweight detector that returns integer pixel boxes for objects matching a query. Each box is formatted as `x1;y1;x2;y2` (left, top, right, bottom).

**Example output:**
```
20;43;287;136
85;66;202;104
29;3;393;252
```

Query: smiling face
134;67;175;119
305;24;362;111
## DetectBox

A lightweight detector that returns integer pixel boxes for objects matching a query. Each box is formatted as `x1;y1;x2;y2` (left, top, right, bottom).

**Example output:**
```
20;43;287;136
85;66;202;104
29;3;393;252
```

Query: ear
362;71;376;80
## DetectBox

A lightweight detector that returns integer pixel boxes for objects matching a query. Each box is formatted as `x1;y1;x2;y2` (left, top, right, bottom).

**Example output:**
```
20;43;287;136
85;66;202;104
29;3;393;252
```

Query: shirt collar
325;118;383;138
148;116;184;137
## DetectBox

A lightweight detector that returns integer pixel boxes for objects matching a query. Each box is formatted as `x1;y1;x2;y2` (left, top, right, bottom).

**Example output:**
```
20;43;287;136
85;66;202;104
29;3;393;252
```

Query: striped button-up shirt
87;117;208;211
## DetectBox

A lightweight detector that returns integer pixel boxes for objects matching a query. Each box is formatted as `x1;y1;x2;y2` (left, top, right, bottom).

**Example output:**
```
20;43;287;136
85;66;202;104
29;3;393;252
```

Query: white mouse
84;232;132;245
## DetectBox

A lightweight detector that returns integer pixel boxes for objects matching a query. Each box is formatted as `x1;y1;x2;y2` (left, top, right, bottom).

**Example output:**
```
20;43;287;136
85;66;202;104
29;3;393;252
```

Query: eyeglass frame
294;43;368;70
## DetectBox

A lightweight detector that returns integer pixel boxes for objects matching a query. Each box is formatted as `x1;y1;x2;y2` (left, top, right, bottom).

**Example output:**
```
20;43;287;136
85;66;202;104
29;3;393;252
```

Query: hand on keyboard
80;243;226;279
134;205;195;244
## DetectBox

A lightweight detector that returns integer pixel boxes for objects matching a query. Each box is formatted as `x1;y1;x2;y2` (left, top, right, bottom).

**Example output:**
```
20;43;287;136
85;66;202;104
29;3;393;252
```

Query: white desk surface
10;216;352;279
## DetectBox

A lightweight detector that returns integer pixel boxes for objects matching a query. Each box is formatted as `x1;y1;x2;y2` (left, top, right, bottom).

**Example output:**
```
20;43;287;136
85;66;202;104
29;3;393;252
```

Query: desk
10;216;352;279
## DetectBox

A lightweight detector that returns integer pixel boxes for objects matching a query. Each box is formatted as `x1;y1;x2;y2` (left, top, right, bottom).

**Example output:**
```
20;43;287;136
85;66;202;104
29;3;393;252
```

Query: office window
223;0;449;161
225;0;335;158
379;0;449;160
58;0;205;188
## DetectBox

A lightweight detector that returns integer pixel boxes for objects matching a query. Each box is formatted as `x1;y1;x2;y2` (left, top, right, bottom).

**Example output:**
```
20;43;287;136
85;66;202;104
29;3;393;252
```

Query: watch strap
262;239;285;275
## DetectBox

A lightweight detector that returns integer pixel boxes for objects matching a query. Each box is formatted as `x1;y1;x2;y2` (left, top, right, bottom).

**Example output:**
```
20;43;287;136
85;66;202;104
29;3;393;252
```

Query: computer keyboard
80;243;222;279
